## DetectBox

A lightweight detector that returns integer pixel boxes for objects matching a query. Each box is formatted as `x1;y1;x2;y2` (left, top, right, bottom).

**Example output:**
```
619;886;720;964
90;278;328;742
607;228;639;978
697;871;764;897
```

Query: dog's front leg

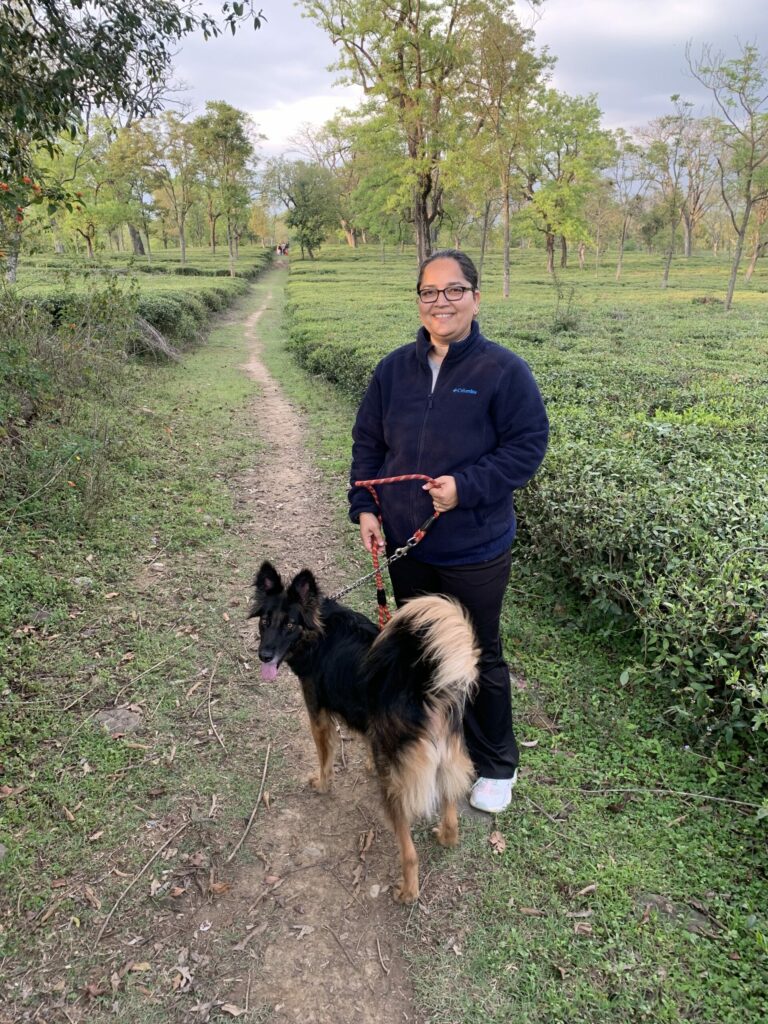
307;709;337;792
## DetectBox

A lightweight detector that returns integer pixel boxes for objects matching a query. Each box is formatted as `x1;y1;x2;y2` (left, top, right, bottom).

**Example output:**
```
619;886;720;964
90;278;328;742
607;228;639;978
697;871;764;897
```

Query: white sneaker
469;771;518;813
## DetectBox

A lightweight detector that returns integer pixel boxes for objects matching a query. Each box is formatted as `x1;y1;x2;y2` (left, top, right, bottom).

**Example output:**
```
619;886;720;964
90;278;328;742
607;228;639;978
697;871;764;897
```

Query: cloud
171;0;768;148
249;91;364;157
532;0;768;128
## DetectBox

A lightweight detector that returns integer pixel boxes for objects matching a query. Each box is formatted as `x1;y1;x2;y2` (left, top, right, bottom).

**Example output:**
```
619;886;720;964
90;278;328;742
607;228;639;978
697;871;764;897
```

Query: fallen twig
96;819;191;941
557;785;761;811
323;924;357;967
207;653;227;753
376;936;391;975
225;742;272;864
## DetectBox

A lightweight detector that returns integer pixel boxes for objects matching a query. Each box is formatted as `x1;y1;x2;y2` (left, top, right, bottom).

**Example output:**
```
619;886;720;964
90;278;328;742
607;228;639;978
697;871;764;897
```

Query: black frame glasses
416;285;475;303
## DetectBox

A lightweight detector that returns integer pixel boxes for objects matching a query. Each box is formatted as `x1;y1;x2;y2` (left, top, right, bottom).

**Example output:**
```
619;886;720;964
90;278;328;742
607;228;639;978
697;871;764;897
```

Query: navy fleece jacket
349;320;549;565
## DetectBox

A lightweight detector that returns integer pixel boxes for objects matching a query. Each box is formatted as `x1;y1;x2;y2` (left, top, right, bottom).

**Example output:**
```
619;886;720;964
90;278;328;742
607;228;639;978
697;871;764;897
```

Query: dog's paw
308;774;330;793
393;879;419;904
432;823;459;848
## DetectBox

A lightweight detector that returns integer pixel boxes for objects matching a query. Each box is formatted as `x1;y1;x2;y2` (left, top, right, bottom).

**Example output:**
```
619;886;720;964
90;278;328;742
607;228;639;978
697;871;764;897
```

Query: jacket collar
415;319;481;367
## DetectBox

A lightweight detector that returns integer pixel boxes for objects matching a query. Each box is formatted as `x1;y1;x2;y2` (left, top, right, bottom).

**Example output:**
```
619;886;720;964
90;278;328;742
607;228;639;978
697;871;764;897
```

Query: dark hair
417;249;479;292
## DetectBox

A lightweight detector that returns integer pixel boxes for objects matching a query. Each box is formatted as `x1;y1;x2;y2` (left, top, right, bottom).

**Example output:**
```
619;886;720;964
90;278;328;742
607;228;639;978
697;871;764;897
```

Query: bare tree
688;41;768;309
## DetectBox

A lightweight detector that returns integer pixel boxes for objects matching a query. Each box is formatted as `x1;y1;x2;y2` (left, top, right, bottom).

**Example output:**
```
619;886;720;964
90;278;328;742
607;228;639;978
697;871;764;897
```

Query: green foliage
264;158;340;259
284;245;768;754
0;1;264;178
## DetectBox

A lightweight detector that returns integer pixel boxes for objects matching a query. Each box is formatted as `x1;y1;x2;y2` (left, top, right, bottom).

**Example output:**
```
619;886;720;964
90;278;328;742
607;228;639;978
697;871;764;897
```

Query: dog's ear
288;570;322;627
255;561;283;595
288;569;318;607
249;562;283;618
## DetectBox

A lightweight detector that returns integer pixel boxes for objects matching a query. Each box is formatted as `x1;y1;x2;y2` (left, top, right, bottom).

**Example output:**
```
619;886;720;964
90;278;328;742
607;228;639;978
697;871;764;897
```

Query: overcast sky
173;1;768;156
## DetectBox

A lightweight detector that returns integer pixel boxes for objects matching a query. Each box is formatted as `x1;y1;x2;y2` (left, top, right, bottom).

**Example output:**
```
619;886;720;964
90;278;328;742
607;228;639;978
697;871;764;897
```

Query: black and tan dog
249;561;479;903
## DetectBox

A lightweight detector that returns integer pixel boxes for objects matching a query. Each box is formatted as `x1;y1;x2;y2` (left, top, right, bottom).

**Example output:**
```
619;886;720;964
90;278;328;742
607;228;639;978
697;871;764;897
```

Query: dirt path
206;278;423;1023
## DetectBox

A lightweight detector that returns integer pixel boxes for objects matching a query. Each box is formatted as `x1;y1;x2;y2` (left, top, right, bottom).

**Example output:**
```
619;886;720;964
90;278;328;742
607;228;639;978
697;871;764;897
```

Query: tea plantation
285;246;768;755
10;246;274;344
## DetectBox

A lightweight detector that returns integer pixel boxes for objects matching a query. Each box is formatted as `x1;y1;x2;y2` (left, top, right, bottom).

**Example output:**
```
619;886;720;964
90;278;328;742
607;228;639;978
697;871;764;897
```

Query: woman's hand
359;512;385;554
423;475;458;513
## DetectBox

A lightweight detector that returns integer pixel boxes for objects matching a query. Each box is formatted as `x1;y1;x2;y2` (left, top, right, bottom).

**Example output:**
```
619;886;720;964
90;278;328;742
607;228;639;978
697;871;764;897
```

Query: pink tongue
260;661;279;681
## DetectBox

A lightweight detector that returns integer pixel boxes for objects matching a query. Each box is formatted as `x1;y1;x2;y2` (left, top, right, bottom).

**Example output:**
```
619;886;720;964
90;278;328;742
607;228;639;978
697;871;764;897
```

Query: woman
349;250;549;813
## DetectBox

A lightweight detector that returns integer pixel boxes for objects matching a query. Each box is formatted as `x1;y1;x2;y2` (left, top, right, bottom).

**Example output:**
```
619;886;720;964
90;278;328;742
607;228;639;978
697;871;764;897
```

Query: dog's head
248;561;322;680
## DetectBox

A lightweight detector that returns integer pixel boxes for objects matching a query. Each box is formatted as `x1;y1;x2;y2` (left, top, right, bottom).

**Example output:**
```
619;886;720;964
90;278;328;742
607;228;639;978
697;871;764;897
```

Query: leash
330;474;440;628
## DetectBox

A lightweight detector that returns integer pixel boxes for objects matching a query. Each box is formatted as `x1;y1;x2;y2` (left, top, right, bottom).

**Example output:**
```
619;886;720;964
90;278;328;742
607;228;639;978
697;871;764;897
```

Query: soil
205;281;423;1023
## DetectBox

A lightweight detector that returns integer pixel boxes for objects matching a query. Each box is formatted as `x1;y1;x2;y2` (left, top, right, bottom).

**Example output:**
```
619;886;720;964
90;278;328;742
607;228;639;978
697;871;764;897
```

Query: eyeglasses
417;285;474;303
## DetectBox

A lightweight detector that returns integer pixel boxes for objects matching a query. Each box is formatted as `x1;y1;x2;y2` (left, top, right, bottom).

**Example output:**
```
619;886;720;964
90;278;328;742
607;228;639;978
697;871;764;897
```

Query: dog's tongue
260;661;279;682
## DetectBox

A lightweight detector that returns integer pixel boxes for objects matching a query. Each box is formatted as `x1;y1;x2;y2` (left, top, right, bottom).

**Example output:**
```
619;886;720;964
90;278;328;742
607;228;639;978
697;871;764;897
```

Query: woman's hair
417;249;479;292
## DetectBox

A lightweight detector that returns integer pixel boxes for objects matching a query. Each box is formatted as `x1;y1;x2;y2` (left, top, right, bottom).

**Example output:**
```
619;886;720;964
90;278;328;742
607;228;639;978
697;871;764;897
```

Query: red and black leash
332;474;440;629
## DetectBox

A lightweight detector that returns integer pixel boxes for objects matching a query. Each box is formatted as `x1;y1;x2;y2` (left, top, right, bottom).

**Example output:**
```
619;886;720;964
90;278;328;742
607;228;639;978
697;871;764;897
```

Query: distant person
349;249;549;813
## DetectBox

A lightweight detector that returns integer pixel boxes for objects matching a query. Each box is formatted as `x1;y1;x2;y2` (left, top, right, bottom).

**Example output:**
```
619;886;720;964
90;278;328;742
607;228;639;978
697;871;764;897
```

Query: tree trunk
682;211;693;257
478;199;492;289
661;224;676;288
725;206;752;310
227;221;236;277
560;236;568;268
502;186;511;299
578;242;586;269
546;232;555;275
341;220;357;247
128;223;145;256
414;201;431;265
179;219;187;264
412;166;437;265
5;237;20;282
616;216;629;281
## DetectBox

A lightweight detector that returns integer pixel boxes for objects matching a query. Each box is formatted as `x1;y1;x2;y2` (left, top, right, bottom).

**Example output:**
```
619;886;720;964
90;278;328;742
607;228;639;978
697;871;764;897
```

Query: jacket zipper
412;361;442;527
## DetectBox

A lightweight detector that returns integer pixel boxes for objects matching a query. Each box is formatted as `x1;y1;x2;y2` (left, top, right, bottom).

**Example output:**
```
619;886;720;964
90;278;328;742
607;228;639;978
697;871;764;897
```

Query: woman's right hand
359;512;385;554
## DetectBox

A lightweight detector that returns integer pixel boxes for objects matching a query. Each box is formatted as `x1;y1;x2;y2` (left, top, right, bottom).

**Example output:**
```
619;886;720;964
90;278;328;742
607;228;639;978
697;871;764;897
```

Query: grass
0;283;276;965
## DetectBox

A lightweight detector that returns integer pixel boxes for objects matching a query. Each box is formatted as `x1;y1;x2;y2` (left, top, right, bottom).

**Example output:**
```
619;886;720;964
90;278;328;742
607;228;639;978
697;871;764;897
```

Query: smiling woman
348;248;550;814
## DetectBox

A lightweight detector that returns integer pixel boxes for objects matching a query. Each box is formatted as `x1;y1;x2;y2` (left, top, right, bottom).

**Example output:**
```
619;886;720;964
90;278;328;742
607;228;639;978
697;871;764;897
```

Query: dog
248;560;480;903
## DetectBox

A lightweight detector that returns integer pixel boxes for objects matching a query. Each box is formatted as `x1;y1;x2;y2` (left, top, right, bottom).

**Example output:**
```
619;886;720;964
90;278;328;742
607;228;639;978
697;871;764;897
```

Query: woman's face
417;257;479;346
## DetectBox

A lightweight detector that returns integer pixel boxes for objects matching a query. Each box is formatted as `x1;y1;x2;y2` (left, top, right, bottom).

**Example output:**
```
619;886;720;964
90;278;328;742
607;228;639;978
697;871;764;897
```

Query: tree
263;159;339;259
679;117;719;257
609;129;650;280
744;197;768;280
517;89;614;274
300;0;529;264
191;102;259;272
0;2;264;180
638;97;691;288
290;116;363;247
688;42;768;309
138;112;200;263
105;121;158;257
465;9;550;295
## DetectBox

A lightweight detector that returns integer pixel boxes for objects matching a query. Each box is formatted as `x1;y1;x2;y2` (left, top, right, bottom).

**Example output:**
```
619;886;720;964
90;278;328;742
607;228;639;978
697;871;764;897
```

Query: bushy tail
385;594;480;708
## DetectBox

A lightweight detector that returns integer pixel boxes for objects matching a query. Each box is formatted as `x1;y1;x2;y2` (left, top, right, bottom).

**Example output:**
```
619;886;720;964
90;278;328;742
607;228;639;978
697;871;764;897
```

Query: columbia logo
453;387;478;395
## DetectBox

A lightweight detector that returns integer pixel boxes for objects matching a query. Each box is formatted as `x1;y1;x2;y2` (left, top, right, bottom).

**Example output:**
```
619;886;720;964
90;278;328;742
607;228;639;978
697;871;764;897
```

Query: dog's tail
388;594;479;707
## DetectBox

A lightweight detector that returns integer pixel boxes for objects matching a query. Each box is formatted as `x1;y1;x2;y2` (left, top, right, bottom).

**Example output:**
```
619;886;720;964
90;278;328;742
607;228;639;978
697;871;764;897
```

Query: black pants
387;547;519;779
